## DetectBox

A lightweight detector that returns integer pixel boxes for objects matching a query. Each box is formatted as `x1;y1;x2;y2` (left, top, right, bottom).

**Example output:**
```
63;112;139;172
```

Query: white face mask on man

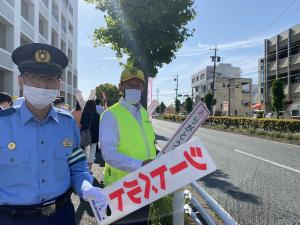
125;89;142;105
23;85;58;109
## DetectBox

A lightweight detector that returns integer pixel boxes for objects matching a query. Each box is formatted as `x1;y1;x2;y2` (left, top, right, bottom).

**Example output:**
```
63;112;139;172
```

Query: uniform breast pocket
0;150;31;187
54;147;72;181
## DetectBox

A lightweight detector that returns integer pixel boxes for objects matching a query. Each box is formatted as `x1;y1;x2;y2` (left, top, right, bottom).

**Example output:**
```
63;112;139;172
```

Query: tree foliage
85;0;196;106
271;79;285;118
185;96;193;113
175;99;181;114
204;92;216;113
95;83;120;107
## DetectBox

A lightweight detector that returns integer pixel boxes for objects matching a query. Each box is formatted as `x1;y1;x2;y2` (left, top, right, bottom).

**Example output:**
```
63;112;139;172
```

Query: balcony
269;61;277;71
39;1;48;17
0;48;13;70
21;18;34;41
60;80;66;91
0;0;14;23
278;57;288;68
291;53;300;64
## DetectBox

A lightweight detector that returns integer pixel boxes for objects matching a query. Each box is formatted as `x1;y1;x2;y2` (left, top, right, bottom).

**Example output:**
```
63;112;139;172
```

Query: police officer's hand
142;159;153;166
82;186;107;208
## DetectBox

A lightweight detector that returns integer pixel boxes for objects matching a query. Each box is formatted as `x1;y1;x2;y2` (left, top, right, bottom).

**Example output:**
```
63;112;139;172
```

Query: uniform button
42;179;45;183
41;159;45;163
10;158;15;163
40;124;43;127
41;141;44;144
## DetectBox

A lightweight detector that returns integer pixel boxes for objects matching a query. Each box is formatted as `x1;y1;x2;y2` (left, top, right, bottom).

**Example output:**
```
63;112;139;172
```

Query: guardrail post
173;189;185;225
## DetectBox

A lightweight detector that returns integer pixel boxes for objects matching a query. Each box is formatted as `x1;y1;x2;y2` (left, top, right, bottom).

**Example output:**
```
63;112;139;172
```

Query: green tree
184;97;193;114
84;0;196;107
271;79;285;118
95;83;120;107
160;102;166;114
204;92;216;114
175;99;181;114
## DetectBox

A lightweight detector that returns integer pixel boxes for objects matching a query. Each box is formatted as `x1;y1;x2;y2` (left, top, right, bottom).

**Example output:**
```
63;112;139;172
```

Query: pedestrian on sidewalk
100;67;157;225
71;101;82;129
0;92;12;110
0;43;107;225
80;99;100;170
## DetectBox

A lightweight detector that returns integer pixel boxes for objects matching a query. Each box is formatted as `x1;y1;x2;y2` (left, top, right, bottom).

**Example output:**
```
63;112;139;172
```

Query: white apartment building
0;0;78;108
191;63;241;102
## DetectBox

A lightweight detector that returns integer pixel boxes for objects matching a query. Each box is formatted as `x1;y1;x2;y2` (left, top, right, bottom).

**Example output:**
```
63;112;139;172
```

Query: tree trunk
141;74;149;109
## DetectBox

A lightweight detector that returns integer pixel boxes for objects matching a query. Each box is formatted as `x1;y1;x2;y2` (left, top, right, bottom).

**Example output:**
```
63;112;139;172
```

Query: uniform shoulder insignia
0;108;17;117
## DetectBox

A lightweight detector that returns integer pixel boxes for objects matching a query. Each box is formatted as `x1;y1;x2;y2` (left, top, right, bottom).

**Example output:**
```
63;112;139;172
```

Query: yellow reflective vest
103;103;156;186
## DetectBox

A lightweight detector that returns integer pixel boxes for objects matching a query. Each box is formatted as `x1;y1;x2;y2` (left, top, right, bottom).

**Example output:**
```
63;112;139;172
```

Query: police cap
11;43;68;77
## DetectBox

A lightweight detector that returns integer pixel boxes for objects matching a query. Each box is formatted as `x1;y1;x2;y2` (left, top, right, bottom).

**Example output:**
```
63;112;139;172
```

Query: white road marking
233;149;300;175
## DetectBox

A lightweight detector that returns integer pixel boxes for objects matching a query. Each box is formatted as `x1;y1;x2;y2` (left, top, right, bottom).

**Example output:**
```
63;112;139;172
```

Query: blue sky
78;0;300;105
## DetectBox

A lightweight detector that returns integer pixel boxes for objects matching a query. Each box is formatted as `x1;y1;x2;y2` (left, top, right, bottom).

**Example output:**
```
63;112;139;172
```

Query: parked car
265;112;274;118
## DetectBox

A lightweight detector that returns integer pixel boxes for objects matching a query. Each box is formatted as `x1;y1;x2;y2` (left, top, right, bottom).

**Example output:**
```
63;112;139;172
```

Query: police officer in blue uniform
0;43;107;225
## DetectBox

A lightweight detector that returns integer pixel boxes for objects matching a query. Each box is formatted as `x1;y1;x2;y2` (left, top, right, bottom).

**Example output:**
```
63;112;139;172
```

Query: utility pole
174;74;179;101
210;46;220;116
191;87;194;108
156;88;159;102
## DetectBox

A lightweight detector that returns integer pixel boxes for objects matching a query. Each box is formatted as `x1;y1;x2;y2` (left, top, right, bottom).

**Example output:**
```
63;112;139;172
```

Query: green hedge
163;114;300;133
206;116;300;133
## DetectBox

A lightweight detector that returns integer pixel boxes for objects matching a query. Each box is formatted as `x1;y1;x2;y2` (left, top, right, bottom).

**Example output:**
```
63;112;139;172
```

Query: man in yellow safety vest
99;67;157;225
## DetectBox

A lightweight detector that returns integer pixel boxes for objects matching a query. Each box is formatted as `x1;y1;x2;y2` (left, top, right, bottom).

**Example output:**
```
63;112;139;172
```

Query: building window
68;48;72;64
52;1;59;22
242;100;249;106
20;33;33;46
42;0;48;7
61;40;66;54
292;109;300;117
51;29;59;47
68;23;73;35
291;40;300;55
61;71;66;82
200;73;205;80
242;84;250;93
61;15;67;33
69;4;73;16
0;18;13;52
21;0;34;26
5;0;14;7
67;70;72;85
39;14;48;39
197;76;199;81
73;75;77;88
0;22;6;49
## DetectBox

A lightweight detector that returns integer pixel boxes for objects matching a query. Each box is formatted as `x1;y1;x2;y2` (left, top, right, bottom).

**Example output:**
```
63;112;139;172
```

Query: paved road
152;119;300;225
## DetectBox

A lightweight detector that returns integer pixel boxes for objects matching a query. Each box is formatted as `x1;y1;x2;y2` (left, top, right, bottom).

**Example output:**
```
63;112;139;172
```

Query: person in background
53;97;63;108
71;101;82;129
0;92;12;110
95;98;105;116
80;100;100;170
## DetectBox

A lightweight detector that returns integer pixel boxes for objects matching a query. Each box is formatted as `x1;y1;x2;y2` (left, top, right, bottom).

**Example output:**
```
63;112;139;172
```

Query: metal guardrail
173;182;237;225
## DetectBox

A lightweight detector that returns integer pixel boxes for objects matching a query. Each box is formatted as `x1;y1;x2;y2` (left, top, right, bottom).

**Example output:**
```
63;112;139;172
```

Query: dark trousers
111;205;150;225
0;199;75;225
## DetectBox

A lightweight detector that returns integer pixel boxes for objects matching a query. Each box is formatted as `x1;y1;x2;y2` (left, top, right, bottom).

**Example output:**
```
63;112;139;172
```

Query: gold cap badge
35;50;51;63
63;138;72;147
8;142;16;150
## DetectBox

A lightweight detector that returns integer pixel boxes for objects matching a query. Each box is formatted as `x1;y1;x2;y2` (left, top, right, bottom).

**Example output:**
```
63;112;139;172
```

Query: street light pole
210;46;219;116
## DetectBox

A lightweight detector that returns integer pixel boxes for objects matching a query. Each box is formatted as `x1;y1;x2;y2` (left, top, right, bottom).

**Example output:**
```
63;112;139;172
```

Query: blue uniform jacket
0;103;93;205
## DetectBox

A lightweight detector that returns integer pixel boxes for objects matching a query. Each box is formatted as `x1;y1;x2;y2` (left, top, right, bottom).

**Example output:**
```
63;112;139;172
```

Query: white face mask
125;89;142;105
23;85;58;109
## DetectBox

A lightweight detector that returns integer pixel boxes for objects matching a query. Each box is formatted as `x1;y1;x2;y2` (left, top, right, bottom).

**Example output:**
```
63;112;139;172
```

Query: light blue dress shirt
0;102;93;205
